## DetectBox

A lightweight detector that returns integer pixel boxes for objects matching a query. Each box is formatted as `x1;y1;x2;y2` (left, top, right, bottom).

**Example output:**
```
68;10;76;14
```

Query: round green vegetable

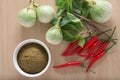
18;0;36;28
89;0;112;23
45;17;63;45
18;8;36;28
36;5;55;23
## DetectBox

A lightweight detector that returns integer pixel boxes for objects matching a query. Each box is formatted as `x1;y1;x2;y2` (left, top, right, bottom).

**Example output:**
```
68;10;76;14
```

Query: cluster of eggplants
18;0;55;28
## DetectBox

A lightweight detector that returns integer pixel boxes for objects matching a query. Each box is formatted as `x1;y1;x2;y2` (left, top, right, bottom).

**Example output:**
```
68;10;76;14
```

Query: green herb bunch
51;0;113;47
51;0;91;47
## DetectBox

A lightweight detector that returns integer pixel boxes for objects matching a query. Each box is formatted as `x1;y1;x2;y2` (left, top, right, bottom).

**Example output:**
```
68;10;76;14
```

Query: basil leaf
60;16;70;26
56;0;67;16
66;0;73;12
72;0;90;18
61;13;84;27
57;8;66;16
55;0;62;6
73;22;84;30
63;30;76;42
51;16;58;26
67;12;80;23
78;36;85;47
54;0;88;43
73;8;81;14
62;23;79;32
62;23;80;36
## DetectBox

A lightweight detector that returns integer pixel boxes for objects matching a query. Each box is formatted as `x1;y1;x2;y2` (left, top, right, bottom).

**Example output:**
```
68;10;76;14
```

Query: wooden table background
0;0;120;80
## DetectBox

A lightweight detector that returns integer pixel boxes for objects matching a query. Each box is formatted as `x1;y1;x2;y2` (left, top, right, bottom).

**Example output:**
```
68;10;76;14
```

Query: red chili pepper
78;36;98;55
78;54;88;57
85;41;109;60
93;42;109;57
62;40;79;56
87;40;102;56
53;61;83;68
86;51;106;72
62;46;82;56
83;40;102;60
79;40;102;57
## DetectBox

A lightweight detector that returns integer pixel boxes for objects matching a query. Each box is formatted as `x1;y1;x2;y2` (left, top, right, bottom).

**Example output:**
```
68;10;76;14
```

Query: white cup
13;39;51;77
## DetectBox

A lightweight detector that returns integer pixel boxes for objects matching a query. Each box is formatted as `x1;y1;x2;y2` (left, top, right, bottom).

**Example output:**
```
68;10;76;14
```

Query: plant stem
55;16;62;27
86;0;96;7
81;64;96;74
33;3;39;8
80;29;96;35
29;0;35;9
108;27;117;41
96;28;112;36
85;31;96;41
73;12;116;43
85;24;92;36
105;42;117;53
97;28;117;43
73;12;107;28
30;0;34;5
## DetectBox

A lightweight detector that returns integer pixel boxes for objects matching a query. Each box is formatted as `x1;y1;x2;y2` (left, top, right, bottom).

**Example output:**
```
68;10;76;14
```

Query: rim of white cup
13;39;51;77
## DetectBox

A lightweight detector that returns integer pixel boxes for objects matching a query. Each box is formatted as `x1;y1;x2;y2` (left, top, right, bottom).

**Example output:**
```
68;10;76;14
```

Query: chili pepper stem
81;64;96;74
86;31;96;41
96;28;112;36
108;27;117;42
86;28;112;41
86;51;106;73
105;42;117;53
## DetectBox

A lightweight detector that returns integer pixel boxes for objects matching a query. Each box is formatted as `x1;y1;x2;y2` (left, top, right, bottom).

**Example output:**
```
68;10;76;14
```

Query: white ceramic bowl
13;39;51;77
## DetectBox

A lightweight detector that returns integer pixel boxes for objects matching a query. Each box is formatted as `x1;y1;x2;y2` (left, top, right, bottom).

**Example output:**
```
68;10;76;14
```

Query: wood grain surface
0;0;120;80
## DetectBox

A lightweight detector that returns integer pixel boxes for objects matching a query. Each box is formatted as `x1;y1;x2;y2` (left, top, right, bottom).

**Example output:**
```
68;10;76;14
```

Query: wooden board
0;0;120;80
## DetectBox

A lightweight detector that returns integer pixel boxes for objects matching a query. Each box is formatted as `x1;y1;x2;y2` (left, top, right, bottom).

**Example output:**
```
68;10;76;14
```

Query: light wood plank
0;0;120;80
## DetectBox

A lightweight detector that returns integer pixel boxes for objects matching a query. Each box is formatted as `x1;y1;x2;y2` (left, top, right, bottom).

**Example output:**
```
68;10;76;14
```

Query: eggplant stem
30;0;34;4
55;16;62;27
33;3;39;7
29;0;35;9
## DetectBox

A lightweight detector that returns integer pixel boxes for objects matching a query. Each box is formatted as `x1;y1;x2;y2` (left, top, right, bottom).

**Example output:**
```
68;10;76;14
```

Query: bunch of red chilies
53;28;117;73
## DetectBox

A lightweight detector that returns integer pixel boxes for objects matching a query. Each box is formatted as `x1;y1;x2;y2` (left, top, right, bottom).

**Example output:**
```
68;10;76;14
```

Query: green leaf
72;0;91;18
55;0;67;16
54;0;87;43
78;36;85;47
62;30;76;42
60;13;84;27
56;0;64;6
51;16;59;26
72;8;81;14
67;12;80;23
60;16;70;26
55;0;61;6
73;22;84;30
61;23;80;36
57;8;66;16
66;0;73;12
62;23;79;32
